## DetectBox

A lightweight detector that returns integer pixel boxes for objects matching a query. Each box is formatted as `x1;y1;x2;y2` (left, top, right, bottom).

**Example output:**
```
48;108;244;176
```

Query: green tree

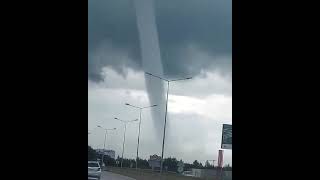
193;160;201;168
137;157;151;169
205;160;214;169
88;146;97;161
103;155;116;166
163;157;178;172
184;163;194;170
223;164;232;171
205;160;210;168
199;162;204;168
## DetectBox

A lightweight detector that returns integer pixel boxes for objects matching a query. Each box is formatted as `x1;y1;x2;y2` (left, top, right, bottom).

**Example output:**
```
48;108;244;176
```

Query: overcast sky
88;0;232;166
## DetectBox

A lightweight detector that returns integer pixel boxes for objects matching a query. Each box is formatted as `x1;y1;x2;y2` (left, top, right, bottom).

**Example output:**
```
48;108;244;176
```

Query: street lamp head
114;117;118;120
125;103;130;106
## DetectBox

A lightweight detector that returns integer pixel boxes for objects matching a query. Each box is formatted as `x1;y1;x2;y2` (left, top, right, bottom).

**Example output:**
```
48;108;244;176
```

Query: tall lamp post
145;72;192;173
114;117;138;168
125;103;157;169
97;125;116;166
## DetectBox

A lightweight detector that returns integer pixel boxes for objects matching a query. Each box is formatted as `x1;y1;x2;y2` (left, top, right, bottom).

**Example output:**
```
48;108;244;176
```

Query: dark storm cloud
88;0;231;81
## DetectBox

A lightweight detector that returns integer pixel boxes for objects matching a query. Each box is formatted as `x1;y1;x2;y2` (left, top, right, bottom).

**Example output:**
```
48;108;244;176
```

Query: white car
182;171;195;177
88;161;102;180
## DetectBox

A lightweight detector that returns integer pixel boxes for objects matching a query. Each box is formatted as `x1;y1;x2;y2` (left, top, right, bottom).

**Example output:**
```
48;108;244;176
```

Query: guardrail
106;167;225;180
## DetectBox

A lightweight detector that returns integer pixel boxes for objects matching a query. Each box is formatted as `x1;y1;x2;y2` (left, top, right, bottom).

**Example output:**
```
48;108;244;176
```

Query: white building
96;149;115;159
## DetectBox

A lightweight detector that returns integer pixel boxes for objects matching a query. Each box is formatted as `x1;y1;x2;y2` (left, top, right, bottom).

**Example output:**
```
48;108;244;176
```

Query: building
95;149;115;159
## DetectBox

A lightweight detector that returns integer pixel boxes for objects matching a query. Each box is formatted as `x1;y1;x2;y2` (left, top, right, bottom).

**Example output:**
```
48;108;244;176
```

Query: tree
88;146;97;161
205;160;214;169
163;157;178;172
205;160;210;167
205;160;210;168
114;157;136;168
199;163;204;168
223;164;232;171
184;163;194;170
192;160;204;168
192;160;200;168
103;155;116;166
137;157;151;169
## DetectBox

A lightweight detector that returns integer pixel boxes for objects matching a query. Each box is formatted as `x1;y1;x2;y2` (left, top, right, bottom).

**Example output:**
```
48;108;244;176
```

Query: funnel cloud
134;0;166;138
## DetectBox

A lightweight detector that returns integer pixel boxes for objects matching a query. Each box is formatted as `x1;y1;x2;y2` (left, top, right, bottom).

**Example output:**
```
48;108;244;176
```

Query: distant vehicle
88;161;101;180
182;171;195;177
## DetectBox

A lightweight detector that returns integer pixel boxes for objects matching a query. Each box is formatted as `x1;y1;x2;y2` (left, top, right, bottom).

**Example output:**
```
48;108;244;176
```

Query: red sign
218;150;224;168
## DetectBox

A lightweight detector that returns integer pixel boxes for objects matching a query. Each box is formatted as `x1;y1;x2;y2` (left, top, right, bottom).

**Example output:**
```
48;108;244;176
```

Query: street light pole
115;118;138;168
137;108;141;169
121;123;127;168
97;125;116;167
103;130;107;150
161;80;169;173
102;129;107;164
145;72;192;174
125;103;157;169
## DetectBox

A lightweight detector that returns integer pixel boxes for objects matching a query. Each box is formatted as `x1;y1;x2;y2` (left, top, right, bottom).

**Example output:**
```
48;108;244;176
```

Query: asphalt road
101;171;136;180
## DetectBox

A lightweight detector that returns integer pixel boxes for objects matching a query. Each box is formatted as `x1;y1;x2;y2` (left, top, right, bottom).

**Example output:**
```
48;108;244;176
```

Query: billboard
148;154;161;169
221;124;232;149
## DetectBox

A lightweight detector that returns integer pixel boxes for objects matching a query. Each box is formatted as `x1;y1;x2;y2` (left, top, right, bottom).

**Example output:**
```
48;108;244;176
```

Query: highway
100;171;136;180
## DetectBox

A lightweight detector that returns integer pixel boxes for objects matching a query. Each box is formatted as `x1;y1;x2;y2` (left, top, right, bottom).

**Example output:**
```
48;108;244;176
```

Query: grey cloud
89;0;231;81
88;84;232;164
164;112;231;163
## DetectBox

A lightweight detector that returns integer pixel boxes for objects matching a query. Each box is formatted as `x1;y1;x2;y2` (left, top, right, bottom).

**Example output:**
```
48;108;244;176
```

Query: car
88;161;102;180
182;171;195;177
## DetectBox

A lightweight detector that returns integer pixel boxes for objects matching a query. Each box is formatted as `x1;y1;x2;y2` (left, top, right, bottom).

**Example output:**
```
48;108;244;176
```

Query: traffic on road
88;161;136;180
